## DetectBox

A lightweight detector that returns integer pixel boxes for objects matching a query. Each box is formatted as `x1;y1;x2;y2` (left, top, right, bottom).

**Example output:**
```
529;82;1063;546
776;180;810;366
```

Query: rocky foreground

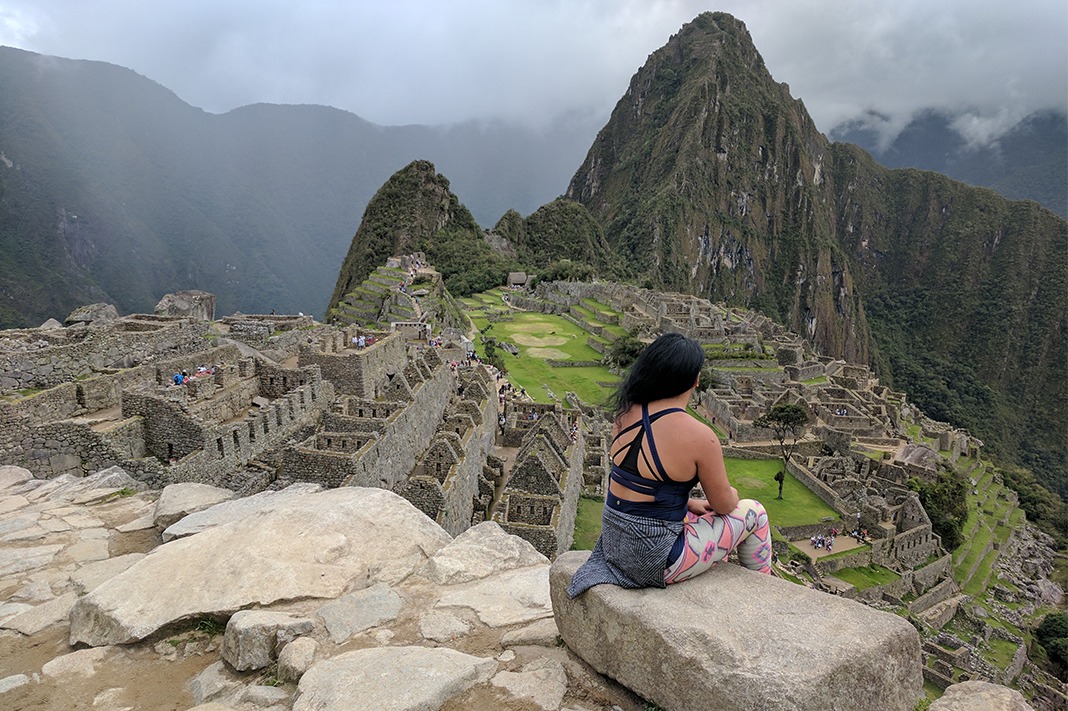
0;466;644;710
0;466;1037;711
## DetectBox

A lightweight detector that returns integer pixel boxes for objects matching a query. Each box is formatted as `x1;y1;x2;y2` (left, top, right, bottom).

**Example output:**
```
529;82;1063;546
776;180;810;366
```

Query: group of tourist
350;334;376;349
831;407;850;416
809;531;837;552
809;525;870;553
170;365;214;386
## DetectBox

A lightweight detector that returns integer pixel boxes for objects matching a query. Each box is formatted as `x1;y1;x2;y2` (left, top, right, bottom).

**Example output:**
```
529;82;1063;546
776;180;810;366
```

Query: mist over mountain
0;46;596;327
831;109;1067;218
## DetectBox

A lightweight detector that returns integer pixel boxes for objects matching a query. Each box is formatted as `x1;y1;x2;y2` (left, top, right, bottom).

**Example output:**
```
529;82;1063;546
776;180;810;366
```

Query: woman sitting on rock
568;333;771;597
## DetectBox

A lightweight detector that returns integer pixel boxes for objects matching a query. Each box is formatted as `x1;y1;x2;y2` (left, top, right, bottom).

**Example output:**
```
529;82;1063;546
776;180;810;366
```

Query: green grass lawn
476;312;618;405
572;497;604;550
984;638;1021;670
724;457;838;528
832;564;900;591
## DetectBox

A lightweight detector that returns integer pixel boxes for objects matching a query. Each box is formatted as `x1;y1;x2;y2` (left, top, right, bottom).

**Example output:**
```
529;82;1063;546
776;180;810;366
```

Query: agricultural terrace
461;291;618;406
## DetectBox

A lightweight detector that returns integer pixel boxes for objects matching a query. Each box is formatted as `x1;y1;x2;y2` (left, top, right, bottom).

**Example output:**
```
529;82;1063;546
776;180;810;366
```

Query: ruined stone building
494;407;585;558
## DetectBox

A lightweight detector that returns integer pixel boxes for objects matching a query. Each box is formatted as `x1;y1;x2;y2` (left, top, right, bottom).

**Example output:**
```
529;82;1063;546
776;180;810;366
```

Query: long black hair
609;332;704;420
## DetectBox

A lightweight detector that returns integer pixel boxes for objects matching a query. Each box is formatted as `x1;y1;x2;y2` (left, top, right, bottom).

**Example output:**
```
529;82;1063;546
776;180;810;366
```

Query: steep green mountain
490;199;612;274
564;12;1067;497
327;160;516;318
831;109;1068;219
0;47;594;326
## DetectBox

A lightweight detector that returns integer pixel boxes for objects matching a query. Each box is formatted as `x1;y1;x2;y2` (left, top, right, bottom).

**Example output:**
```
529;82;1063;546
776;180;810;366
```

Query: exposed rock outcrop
154;290;216;321
550;550;923;711
64;302;118;326
69;487;452;646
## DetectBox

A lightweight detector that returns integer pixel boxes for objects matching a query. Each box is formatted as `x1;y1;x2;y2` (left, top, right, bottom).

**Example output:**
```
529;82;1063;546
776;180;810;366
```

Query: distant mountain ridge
831;109;1067;218
0;46;596;326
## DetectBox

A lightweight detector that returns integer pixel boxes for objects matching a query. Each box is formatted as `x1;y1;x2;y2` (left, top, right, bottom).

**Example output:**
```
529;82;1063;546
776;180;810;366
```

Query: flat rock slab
436;565;552;627
41;646;118;678
154;482;236;530
161;483;321;541
551;551;922;711
1;591;77;636
317;582;403;644
293;646;497;711
70;488;451;646
0;544;63;579
491;658;568;711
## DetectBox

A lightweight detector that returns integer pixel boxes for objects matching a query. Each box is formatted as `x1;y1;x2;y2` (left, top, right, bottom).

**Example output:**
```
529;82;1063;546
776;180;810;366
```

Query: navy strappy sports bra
607;404;697;522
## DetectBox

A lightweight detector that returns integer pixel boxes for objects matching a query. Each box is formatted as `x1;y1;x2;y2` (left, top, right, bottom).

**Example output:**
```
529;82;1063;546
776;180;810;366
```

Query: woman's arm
694;430;739;514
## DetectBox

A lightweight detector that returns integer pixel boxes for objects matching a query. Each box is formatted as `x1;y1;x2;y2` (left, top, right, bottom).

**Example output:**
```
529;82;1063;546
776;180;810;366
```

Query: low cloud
1;0;1064;147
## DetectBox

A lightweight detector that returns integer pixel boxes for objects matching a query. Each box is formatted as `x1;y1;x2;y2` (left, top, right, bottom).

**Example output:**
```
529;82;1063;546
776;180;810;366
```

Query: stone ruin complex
0;270;588;561
1;272;1061;703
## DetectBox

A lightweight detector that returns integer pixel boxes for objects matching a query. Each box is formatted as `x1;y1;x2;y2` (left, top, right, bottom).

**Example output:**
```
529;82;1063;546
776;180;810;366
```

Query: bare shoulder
661;410;716;447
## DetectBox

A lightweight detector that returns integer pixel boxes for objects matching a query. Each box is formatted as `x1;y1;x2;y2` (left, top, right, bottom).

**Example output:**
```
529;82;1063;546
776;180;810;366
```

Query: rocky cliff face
566;12;869;363
564;12;1066;496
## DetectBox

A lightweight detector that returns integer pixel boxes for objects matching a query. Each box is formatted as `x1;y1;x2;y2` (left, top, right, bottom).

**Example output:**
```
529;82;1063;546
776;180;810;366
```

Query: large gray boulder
929;681;1033;711
154;290;216;320
550;551;922;711
420;520;548;585
69;488;452;646
65;303;118;326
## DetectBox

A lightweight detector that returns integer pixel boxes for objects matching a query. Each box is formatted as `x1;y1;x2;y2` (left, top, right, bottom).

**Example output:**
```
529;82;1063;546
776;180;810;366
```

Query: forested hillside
831;109;1067;219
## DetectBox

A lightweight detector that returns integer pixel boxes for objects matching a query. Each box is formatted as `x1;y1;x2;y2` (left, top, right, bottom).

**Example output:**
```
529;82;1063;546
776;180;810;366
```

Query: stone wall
911;578;959;615
787;458;849;513
298;331;405;397
0;318;210;391
281;354;453;490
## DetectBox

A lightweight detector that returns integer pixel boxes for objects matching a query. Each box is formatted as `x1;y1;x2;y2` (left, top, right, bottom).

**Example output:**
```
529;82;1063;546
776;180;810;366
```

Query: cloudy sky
1;0;1065;147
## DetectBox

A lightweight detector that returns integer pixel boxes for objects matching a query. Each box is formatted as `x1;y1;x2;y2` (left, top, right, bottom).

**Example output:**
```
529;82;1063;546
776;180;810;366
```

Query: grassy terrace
461;294;619;406
832;564;900;591
724;457;838;528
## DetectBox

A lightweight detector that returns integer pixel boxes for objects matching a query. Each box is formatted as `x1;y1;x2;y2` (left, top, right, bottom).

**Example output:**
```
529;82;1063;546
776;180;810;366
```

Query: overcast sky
1;0;1065;147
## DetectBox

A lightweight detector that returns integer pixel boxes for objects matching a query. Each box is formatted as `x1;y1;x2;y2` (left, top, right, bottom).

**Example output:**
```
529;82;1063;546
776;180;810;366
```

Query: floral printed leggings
664;498;772;583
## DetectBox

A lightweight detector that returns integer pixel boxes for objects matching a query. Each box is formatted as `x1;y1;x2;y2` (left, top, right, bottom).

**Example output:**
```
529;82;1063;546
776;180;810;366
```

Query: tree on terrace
754;402;811;472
